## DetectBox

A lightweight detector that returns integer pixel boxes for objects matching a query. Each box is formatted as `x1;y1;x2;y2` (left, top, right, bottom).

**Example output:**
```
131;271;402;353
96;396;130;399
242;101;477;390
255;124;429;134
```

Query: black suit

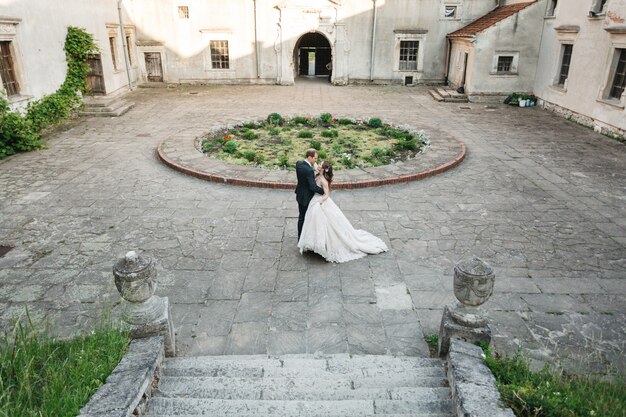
295;160;325;239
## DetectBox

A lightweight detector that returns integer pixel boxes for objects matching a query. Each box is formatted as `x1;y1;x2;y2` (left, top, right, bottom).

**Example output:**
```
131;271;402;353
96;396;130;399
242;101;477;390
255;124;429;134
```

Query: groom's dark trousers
295;160;324;239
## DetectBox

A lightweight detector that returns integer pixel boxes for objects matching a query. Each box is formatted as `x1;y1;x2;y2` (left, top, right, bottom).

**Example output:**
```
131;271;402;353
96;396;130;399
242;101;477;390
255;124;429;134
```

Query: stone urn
113;251;165;325
453;256;495;308
114;250;157;303
438;256;495;356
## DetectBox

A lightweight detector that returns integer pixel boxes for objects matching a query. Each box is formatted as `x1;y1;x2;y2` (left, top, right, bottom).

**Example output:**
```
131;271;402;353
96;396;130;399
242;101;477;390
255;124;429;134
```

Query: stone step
158;377;450;401
81;100;135;117
157;375;448;396
428;89;444;102
149;398;454;416
148;414;454;417
163;355;445;378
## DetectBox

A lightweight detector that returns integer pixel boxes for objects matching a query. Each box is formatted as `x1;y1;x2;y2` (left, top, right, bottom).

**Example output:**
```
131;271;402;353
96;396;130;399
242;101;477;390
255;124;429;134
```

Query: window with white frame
608;48;626;100
393;30;426;73
590;0;608;16
178;6;189;19
0;17;22;97
399;41;418;71
557;44;573;86
547;0;558;17
492;52;519;74
444;6;457;18
106;25;121;71
109;37;119;70
210;40;230;69
0;41;19;96
441;3;461;20
123;26;136;67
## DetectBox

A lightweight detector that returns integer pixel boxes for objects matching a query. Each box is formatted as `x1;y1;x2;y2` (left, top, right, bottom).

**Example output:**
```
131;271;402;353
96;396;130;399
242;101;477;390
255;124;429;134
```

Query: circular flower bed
199;113;429;171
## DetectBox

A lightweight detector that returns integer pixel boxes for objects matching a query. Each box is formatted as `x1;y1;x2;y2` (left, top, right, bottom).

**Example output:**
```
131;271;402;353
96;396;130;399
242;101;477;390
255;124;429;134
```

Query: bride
297;161;388;263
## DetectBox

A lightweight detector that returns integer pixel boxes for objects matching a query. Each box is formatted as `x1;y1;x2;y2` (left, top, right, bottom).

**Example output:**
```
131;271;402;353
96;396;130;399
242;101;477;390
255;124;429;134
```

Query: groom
295;148;325;240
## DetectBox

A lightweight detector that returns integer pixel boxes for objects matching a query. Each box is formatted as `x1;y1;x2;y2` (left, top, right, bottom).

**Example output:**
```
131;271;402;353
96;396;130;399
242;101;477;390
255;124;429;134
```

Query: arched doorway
294;32;332;81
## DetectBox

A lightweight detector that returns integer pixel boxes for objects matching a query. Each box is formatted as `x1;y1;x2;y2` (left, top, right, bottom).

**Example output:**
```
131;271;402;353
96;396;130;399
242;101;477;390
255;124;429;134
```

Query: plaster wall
468;0;545;94
125;0;496;85
534;0;626;132
0;0;139;104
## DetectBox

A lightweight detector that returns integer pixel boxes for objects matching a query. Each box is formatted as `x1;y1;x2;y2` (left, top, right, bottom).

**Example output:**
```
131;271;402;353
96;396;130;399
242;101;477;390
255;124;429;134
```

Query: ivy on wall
0;26;99;159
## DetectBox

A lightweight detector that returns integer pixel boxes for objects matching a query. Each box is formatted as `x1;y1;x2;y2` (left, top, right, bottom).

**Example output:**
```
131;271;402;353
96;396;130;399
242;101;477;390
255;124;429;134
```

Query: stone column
438;256;494;356
114;251;175;356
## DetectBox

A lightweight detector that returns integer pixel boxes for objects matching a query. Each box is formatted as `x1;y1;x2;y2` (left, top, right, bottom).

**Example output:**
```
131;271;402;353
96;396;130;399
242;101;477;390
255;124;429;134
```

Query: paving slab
0;82;624;375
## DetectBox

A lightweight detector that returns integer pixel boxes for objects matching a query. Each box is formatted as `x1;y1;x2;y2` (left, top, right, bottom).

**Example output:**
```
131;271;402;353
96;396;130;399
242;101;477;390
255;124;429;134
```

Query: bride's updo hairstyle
322;161;333;186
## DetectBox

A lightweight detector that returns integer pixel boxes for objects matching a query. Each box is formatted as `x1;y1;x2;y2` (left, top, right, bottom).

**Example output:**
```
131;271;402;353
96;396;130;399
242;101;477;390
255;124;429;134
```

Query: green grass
0;312;130;417
424;335;439;357
481;344;626;417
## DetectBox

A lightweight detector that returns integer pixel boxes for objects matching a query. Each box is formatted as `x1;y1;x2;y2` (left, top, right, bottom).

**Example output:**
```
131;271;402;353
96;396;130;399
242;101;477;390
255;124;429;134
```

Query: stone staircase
145;354;455;417
81;95;135;117
428;87;469;103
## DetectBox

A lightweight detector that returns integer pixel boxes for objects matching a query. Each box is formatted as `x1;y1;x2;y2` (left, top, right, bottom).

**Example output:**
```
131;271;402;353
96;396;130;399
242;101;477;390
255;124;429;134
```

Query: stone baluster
438;256;494;356
113;251;175;356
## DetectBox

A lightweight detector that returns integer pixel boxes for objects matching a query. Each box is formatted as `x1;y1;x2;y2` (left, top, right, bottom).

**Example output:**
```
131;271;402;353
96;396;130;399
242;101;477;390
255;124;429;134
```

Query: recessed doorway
294;32;331;82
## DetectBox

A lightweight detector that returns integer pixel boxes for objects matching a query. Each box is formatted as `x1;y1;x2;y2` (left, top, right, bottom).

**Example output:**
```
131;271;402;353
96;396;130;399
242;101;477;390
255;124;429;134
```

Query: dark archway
294;32;332;80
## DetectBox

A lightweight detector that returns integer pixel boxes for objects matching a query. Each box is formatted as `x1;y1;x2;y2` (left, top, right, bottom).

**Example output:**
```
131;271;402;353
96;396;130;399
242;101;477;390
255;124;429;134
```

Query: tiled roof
448;1;536;38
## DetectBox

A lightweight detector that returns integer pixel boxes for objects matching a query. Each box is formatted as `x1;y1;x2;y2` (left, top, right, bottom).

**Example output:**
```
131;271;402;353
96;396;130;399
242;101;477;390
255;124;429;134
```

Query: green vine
0;26;98;159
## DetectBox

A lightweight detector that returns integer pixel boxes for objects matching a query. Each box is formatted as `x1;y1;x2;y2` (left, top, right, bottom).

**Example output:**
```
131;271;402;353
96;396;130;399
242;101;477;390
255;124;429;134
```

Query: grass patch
200;113;428;170
0;310;130;417
424;335;439;357
481;343;626;417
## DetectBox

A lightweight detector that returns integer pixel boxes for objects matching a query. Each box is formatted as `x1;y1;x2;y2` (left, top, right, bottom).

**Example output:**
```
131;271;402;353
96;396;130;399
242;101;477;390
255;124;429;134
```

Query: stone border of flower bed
157;124;466;189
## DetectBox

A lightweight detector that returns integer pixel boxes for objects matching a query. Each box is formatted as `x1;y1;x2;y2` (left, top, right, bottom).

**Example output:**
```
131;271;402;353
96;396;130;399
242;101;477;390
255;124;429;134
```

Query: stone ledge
447;338;515;417
78;336;164;417
157;127;466;190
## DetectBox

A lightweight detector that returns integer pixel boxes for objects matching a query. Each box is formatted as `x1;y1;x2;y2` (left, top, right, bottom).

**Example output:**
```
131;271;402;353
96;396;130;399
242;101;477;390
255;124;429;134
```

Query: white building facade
0;0;624;136
534;0;626;136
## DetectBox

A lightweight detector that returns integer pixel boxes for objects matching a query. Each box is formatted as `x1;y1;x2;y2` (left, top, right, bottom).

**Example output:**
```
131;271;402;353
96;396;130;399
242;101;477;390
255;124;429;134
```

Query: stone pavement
0;80;624;376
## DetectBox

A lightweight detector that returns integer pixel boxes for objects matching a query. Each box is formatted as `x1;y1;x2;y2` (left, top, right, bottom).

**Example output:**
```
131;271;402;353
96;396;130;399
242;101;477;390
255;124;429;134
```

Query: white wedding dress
298;177;388;263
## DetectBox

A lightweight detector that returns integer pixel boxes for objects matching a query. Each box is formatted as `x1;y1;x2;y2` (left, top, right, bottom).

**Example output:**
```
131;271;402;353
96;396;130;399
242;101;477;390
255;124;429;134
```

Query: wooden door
144;52;163;82
315;48;331;76
86;54;106;95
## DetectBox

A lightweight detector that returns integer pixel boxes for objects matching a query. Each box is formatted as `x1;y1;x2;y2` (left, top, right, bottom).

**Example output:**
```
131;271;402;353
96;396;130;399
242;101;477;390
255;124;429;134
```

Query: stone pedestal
438;257;494;356
438;304;492;356
114;251;176;356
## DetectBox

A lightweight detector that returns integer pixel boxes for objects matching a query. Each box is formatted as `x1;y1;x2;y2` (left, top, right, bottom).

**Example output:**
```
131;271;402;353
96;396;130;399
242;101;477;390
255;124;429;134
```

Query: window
590;0;608;16
491;52;519;75
444;6;457;18
399;41;418;71
558;44;573;85
109;37;118;70
0;41;19;96
210;40;229;69
178;6;189;19
497;56;514;72
125;35;133;65
609;49;626;100
547;0;558;16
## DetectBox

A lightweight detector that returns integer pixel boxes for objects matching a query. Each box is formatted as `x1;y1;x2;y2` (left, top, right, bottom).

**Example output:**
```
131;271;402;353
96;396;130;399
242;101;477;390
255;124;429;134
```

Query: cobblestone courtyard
0;82;624;375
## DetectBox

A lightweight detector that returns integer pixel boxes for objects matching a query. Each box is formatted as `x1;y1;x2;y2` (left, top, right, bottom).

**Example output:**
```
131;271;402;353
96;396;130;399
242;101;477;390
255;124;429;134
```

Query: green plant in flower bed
199;113;427;170
481;343;626;417
321;129;339;138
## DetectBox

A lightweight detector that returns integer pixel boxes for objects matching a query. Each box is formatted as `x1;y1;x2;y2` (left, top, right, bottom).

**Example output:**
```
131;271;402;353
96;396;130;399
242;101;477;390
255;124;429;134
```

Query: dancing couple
295;149;388;263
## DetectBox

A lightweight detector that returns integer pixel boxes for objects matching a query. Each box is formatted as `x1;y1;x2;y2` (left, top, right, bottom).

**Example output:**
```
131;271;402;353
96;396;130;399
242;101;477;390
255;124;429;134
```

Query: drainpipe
118;0;133;91
253;0;260;79
369;0;378;81
444;37;451;85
